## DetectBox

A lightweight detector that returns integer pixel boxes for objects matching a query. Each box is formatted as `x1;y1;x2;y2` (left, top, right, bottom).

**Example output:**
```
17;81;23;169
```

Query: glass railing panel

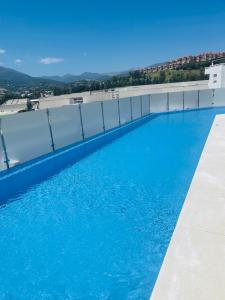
142;95;150;116
103;100;119;131
48;105;83;150
81;102;104;138
184;91;198;110
213;88;225;107
169;92;184;111
0;137;6;171
119;98;132;125
199;89;213;108
1;110;52;167
131;96;142;119
150;93;168;113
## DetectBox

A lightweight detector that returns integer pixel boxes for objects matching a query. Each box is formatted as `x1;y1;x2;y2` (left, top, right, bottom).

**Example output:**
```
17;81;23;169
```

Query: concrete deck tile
150;114;225;300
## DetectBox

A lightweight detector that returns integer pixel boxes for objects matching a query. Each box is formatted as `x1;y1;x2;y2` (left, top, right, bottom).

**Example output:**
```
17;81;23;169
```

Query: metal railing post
0;118;10;169
140;96;143;117
212;89;215;106
100;101;106;133
182;91;185;111
167;93;170;112
78;104;85;140
149;94;151;114
117;99;121;126
130;97;133;120
46;109;55;151
197;90;200;109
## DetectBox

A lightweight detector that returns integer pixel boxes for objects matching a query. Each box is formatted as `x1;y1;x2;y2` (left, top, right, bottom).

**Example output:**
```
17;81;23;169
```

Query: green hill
0;66;61;90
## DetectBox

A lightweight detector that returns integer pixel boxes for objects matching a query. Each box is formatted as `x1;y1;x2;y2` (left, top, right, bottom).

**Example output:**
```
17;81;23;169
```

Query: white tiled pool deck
151;114;225;300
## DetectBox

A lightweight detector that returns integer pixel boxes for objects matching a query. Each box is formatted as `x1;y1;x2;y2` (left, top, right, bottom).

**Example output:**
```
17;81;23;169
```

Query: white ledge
150;114;225;300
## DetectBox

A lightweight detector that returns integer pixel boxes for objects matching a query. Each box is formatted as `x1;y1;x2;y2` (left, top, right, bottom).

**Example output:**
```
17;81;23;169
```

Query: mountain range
42;72;111;83
0;66;62;89
0;62;163;90
0;67;117;89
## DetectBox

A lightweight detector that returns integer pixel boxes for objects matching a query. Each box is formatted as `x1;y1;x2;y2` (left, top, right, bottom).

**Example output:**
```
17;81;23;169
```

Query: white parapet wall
0;81;209;115
150;114;225;300
38;80;209;109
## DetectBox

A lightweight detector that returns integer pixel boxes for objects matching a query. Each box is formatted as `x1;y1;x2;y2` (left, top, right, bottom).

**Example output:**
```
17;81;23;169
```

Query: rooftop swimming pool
0;107;225;300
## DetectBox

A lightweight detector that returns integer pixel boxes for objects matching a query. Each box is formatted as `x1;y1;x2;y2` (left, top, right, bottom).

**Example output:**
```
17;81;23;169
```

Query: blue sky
0;0;225;76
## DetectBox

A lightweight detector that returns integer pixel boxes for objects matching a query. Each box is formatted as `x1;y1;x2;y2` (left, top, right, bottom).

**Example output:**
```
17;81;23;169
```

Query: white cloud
15;59;23;64
39;57;64;65
0;48;6;54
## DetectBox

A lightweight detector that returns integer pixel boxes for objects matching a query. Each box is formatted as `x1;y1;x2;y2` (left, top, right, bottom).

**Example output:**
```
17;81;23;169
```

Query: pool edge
150;114;225;300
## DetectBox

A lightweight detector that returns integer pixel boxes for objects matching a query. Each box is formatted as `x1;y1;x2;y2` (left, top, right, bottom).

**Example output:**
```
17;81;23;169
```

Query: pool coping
150;114;225;300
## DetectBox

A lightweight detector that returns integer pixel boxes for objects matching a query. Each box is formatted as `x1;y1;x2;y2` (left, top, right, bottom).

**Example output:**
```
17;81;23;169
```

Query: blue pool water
0;108;225;300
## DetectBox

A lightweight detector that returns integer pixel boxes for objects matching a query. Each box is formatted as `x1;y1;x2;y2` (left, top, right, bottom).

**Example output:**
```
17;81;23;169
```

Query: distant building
142;51;225;74
0;99;28;115
38;97;83;110
0;88;7;95
0;98;39;115
205;64;225;89
40;91;54;98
